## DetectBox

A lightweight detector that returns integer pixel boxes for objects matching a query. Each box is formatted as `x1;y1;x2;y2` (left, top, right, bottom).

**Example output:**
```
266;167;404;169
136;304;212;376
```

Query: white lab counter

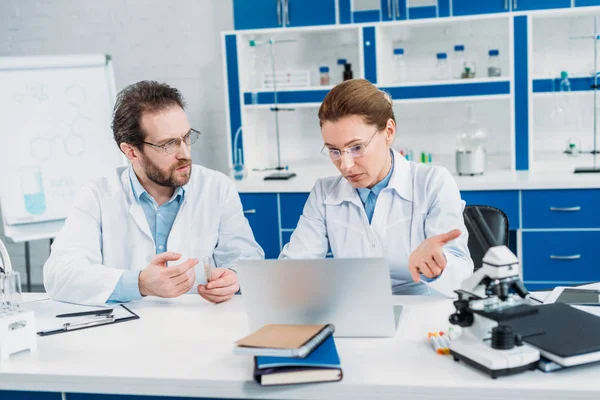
233;160;600;193
2;293;599;400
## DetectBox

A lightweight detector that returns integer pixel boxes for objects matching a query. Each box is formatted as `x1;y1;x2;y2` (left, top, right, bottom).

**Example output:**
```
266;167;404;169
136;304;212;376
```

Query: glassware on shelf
551;71;582;137
320;66;330;85
435;53;451;80
393;48;408;83
564;137;582;157
337;59;347;84
452;45;465;79
343;63;354;81
456;104;487;176
559;70;571;92
488;49;501;77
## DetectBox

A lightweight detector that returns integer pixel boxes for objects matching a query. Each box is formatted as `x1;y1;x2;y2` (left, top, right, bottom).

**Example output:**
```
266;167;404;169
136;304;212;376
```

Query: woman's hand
408;229;462;282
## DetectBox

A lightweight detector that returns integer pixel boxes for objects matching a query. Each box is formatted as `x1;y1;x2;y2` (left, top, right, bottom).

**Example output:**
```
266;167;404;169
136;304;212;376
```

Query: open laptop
236;258;399;337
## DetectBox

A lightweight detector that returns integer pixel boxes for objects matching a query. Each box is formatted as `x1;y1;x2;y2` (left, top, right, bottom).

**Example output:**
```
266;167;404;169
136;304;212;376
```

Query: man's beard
140;153;191;188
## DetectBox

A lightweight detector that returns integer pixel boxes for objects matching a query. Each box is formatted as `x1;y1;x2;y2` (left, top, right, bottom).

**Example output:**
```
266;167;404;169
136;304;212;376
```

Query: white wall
0;0;233;289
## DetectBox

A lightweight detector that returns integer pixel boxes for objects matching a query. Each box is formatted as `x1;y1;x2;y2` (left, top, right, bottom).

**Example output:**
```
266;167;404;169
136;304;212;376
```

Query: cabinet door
521;189;600;229
511;0;571;11
381;0;396;21
286;0;336;27
522;231;600;283
381;0;407;21
239;193;280;259
575;0;600;6
233;0;282;30
452;0;509;16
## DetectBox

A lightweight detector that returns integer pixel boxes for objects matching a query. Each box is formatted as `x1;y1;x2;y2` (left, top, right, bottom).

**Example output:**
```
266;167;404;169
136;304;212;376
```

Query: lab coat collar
323;148;413;206
119;165;193;241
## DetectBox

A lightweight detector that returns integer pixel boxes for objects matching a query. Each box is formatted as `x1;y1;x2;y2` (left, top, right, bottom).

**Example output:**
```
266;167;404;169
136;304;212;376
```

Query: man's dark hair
111;81;186;150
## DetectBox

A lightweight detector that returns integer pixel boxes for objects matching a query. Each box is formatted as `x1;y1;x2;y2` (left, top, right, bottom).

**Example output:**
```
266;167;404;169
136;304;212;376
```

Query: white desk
1;293;599;400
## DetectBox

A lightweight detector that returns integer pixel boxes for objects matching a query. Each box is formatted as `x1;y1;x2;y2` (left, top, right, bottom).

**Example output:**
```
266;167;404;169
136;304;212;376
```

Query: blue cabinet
280;193;309;229
233;0;281;30
512;0;571;11
233;0;335;30
452;0;509;16
286;0;336;27
0;391;60;400
239;193;280;259
522;189;600;229
381;0;407;21
522;231;600;283
282;230;293;248
576;0;600;6
339;0;407;23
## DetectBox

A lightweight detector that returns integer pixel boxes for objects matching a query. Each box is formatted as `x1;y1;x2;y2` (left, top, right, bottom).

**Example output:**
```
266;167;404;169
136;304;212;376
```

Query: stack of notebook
234;323;342;386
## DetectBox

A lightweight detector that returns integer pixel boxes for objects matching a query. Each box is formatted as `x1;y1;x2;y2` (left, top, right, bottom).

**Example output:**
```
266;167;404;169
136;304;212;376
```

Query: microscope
449;245;540;379
0;238;37;360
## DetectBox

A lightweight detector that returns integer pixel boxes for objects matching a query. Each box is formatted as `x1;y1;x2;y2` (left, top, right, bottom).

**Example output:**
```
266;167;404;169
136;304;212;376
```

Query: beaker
0;271;22;313
20;166;46;215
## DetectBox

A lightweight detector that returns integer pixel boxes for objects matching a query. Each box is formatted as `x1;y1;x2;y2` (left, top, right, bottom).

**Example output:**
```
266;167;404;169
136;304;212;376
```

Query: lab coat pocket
327;219;369;257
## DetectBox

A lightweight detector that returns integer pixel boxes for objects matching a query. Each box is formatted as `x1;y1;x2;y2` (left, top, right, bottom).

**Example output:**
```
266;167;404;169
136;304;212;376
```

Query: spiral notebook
234;324;335;358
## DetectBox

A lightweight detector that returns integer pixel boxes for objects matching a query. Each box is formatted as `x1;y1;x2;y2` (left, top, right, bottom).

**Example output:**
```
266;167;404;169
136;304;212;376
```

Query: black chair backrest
463;205;509;272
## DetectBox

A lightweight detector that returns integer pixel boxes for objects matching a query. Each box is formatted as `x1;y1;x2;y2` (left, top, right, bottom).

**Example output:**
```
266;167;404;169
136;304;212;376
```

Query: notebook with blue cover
254;335;343;386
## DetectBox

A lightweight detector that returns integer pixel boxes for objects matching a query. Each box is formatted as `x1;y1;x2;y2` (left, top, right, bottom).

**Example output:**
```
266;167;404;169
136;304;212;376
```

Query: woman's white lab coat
280;150;473;296
43;165;264;306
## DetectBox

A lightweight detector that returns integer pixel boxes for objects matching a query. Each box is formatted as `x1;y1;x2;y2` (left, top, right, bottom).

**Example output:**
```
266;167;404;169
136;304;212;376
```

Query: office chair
463;205;509;272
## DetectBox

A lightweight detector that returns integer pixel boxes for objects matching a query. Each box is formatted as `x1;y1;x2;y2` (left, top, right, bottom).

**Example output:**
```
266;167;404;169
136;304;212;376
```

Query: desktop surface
2;293;600;400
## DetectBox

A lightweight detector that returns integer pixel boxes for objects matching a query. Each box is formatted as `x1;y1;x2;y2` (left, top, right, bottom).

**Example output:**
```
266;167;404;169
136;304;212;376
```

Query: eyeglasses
320;129;379;161
142;128;201;155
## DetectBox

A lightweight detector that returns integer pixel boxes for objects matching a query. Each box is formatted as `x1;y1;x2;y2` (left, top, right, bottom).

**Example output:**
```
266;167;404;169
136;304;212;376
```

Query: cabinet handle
284;0;290;25
513;0;518;10
504;0;508;10
388;0;392;18
549;206;581;212
243;209;257;215
395;0;400;18
277;0;282;25
550;254;581;260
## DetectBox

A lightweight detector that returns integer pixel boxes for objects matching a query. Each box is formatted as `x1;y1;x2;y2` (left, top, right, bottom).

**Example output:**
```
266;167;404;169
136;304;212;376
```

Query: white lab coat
280;150;473;297
44;165;264;306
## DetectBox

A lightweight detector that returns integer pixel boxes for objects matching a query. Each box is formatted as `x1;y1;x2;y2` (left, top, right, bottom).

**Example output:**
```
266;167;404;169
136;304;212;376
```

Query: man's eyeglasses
320;129;379;161
142;128;201;155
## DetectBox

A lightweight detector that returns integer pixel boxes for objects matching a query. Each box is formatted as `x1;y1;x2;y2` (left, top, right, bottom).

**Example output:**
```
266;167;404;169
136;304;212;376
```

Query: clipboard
22;299;140;336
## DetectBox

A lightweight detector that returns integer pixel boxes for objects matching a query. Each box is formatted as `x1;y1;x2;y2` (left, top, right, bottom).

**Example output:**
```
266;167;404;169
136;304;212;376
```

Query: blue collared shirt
356;153;435;284
107;167;185;303
356;155;394;224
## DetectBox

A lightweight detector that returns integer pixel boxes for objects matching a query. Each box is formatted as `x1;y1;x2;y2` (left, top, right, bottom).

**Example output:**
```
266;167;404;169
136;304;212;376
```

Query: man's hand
197;268;239;304
408;229;461;283
139;252;198;298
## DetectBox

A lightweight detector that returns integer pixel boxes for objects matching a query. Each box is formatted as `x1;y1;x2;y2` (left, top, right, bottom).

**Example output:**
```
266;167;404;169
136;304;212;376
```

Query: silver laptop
236;258;398;337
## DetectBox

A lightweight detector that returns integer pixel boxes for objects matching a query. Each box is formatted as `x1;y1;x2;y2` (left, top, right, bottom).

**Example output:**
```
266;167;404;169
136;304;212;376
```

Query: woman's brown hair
318;79;395;130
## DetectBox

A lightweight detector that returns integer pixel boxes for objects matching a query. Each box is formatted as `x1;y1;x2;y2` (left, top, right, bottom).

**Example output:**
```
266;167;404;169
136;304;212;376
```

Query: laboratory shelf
242;78;511;106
